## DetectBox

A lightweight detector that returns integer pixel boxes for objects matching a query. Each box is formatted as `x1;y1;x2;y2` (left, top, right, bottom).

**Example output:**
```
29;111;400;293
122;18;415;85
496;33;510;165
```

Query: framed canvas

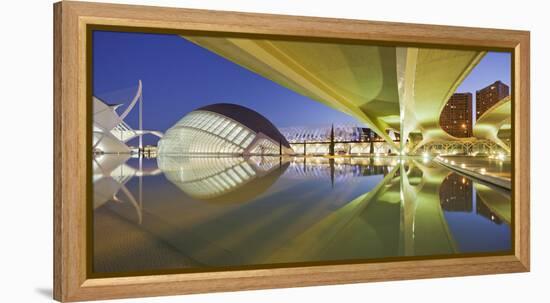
53;1;530;302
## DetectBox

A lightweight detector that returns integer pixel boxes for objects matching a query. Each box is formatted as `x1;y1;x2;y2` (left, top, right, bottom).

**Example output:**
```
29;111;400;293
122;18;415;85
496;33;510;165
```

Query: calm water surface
92;155;511;275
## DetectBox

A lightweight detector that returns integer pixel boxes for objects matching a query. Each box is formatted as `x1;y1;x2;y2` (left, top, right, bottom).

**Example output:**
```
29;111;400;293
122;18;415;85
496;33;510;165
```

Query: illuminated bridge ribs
419;139;509;155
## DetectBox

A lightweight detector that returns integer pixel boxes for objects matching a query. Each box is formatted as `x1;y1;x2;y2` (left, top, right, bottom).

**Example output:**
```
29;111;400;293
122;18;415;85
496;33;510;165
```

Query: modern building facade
476;80;510;119
158;103;293;156
93;80;163;154
439;92;473;138
279;125;400;155
281;124;363;143
93;97;133;154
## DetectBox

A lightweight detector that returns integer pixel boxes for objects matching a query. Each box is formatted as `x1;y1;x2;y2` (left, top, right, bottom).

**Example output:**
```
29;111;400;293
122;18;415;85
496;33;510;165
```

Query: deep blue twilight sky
93;31;510;145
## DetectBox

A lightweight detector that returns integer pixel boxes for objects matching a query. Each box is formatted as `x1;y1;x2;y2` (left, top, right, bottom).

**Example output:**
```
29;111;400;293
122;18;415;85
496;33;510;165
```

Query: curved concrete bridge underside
184;36;487;153
473;96;512;153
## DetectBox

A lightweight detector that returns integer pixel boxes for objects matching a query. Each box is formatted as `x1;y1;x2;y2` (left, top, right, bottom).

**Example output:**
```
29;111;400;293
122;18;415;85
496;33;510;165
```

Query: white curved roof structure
158;103;293;156
93;98;132;154
93;80;163;154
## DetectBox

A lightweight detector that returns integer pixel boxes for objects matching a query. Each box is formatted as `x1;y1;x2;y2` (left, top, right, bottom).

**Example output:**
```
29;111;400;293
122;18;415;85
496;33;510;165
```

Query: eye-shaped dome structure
158;103;293;155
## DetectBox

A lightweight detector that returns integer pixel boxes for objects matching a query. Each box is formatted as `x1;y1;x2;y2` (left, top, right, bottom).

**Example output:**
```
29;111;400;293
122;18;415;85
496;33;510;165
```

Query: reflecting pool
92;155;512;275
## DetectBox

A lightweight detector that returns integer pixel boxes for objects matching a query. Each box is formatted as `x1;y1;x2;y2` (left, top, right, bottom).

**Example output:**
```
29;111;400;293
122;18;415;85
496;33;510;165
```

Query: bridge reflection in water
92;155;511;274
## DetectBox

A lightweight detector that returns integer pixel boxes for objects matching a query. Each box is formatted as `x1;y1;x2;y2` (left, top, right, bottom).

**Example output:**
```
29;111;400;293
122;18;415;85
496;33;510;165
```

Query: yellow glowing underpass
183;36;488;153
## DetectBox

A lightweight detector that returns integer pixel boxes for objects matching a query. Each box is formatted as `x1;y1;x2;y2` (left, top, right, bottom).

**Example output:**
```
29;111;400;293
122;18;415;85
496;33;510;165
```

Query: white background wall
0;0;547;302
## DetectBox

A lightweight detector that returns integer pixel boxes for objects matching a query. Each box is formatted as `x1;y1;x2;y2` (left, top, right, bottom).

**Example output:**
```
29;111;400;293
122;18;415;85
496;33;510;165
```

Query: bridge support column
396;47;419;155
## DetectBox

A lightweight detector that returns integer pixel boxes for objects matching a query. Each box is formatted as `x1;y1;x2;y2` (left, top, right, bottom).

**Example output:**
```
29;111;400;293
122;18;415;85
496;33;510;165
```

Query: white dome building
158;103;293;156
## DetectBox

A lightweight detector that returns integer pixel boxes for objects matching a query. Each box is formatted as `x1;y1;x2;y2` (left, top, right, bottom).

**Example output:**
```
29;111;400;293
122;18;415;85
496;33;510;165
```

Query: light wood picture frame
53;1;530;302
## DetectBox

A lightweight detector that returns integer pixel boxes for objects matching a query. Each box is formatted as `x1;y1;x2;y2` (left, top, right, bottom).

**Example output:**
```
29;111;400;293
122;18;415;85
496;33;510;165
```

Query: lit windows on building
439;92;473;138
476;80;510;119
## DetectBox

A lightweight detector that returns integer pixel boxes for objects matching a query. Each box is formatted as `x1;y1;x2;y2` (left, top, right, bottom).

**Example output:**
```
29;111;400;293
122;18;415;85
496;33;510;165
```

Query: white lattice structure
93;80;163;154
158;103;294;156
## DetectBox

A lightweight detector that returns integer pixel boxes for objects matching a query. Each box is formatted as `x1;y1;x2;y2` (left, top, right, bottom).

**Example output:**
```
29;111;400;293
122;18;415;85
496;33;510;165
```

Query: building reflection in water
93;154;162;224
284;156;393;186
439;173;507;224
440;174;474;213
476;198;505;225
158;155;290;203
438;172;511;253
92;155;512;275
